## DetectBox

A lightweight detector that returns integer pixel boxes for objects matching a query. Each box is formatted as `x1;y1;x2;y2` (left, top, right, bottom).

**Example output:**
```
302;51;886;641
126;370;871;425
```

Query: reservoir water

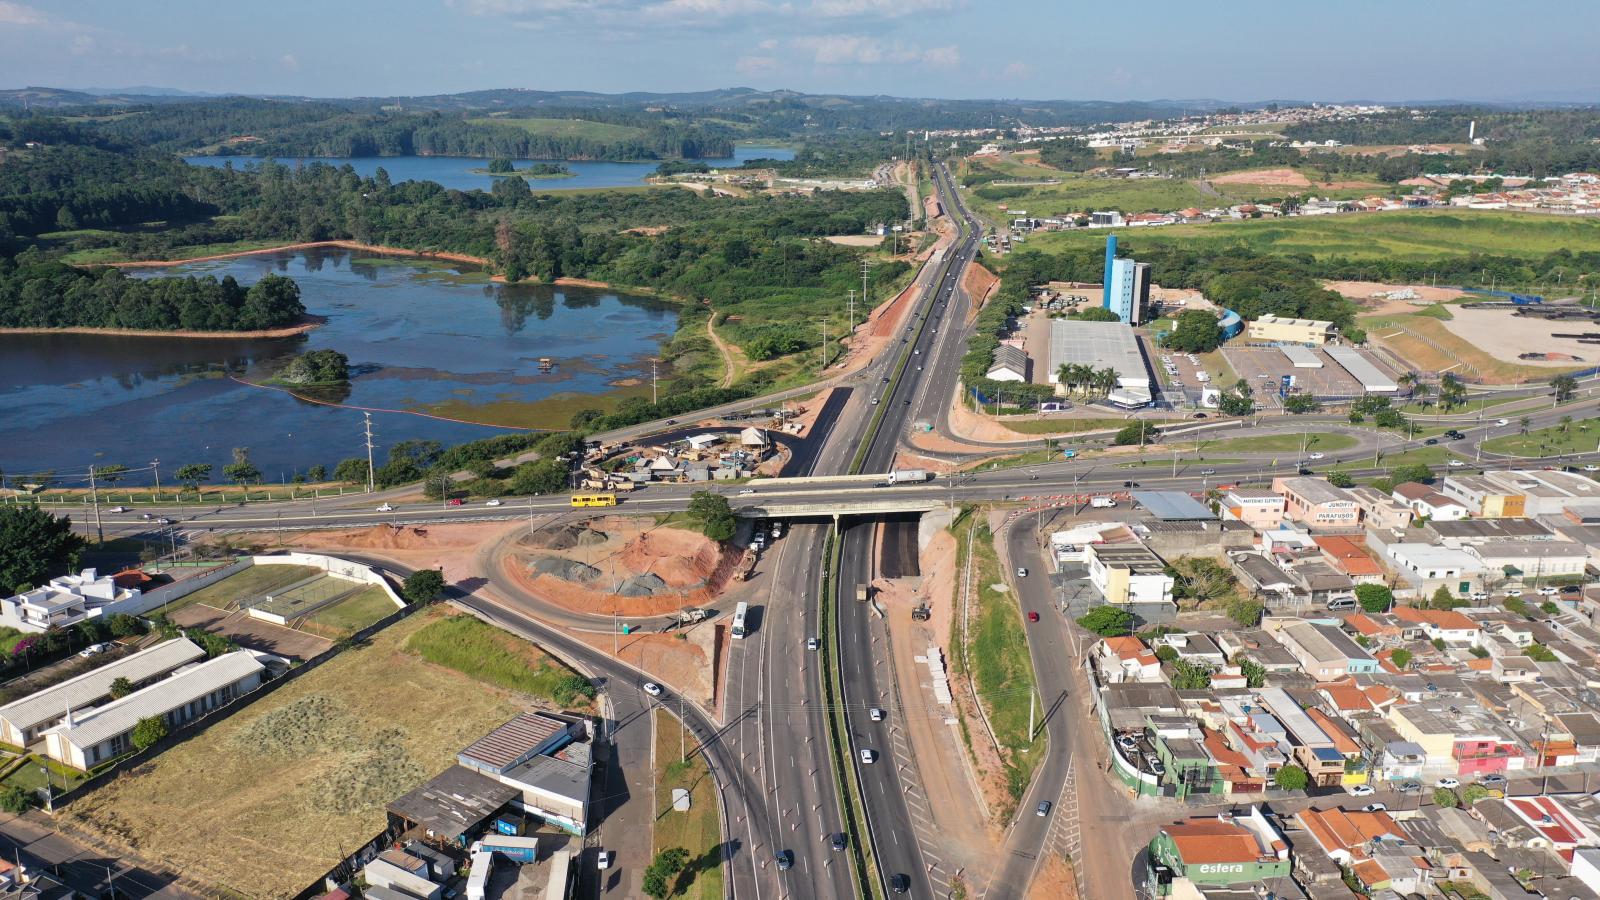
0;249;677;484
183;144;795;193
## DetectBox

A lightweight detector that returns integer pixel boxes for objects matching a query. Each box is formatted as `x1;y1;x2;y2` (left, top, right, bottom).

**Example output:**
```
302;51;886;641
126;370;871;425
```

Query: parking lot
1151;346;1213;404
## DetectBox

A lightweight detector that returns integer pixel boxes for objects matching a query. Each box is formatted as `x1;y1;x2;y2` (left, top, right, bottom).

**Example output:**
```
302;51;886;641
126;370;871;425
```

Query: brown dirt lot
1209;168;1311;187
1325;280;1470;305
169;604;334;661
963;259;1000;309
569;624;719;706
823;234;883;247
1362;312;1589;383
265;521;522;590
505;519;739;618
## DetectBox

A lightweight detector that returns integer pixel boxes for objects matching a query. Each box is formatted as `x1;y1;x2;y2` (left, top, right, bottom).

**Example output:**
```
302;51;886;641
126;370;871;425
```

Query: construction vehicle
662;607;710;631
911;603;932;621
856;584;870;602
732;550;757;581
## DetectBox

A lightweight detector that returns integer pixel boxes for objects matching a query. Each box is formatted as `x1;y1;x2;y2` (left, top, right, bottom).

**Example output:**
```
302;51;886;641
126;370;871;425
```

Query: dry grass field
60;608;535;898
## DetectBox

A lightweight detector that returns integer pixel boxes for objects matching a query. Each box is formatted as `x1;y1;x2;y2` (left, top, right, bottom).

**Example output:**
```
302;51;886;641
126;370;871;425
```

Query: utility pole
861;259;871;318
363;412;376;493
88;465;104;544
848;289;856;332
820;321;829;370
651;359;659;406
680;694;687;763
150;458;161;505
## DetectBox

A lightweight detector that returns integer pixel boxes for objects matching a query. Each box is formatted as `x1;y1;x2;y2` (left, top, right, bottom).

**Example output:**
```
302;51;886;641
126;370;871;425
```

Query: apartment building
1273;477;1362;529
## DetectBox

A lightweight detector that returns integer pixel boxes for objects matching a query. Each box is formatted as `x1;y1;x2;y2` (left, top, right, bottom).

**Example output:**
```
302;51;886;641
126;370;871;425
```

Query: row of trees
0;255;304;332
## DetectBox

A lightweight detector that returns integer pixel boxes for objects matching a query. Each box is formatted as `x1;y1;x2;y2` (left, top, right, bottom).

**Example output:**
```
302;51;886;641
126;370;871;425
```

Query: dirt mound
619;528;722;589
300;522;496;551
618;573;669;596
522;521;608;551
529;556;601;583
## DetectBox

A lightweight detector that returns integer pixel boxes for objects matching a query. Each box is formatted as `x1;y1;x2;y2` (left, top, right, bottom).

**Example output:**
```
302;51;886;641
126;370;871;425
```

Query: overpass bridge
731;496;944;518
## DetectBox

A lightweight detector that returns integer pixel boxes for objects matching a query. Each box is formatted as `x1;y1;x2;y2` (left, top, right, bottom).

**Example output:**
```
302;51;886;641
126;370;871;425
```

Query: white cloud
280;53;301;71
791;34;959;68
757;38;778;50
921;45;959;67
447;0;956;29
0;1;50;26
811;0;954;18
1003;61;1030;79
736;55;779;75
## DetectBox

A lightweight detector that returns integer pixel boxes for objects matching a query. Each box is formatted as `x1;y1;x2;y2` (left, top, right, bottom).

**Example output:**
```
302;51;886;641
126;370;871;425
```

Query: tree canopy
0;505;85;597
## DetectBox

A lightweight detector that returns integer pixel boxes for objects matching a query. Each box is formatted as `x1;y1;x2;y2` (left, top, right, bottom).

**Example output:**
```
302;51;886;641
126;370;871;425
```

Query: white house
985;345;1030;382
1094;637;1163;683
1465;540;1588;582
0;569;144;634
1391;483;1471;522
43;651;264;770
1086;544;1174;605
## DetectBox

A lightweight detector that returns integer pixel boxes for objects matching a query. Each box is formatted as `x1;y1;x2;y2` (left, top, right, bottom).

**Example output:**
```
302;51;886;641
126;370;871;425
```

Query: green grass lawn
302;586;400;638
62;238;295;266
403;613;592;706
0;628;29;654
954;517;1044;819
985;417;1157;435
650;709;725;900
153;564;322;617
968;174;1214;223
1483;421;1600;457
1021;209;1600;262
465;116;648;143
1205;433;1359;453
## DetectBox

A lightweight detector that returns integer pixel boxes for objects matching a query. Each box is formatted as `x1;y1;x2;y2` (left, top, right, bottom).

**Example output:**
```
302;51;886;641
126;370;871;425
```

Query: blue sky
2;0;1597;102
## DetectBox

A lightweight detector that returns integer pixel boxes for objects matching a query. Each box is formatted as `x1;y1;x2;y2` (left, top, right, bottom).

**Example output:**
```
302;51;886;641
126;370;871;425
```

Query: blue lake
0;249;677;484
183;144;795;193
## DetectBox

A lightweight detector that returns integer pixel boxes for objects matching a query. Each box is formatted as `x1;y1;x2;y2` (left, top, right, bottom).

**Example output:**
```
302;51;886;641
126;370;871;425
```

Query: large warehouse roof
1133;491;1216;521
1324;347;1398;392
1048;319;1151;407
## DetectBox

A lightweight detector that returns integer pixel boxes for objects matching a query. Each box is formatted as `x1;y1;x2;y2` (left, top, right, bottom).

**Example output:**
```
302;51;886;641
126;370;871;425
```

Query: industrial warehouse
1048;318;1154;408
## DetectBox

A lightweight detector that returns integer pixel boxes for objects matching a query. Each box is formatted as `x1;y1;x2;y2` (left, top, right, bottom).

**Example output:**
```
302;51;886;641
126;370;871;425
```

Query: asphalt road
982;520;1083;898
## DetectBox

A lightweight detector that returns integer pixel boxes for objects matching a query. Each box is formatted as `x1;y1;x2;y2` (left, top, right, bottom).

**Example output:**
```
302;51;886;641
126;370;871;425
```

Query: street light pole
150;458;161;505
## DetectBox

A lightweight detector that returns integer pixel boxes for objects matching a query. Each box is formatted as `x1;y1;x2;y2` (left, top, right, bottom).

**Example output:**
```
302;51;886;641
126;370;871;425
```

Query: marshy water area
0;248;677;482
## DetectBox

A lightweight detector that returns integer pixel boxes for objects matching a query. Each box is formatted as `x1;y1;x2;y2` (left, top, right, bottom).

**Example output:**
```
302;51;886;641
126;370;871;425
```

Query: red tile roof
1392;607;1478;632
1297;807;1406;857
1314;536;1384;577
1164;820;1267;864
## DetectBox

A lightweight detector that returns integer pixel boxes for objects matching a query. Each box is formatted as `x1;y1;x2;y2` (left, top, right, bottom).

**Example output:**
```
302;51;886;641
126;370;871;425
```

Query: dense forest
0;256;304;331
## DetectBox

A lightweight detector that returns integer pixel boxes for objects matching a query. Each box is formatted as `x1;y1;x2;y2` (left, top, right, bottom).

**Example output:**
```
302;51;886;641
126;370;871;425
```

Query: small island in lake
473;159;575;180
272;349;350;386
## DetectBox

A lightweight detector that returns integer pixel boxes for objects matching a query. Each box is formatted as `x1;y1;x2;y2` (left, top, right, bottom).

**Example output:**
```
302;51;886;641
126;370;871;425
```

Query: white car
869;707;885;722
1348;784;1376;797
1436;777;1461;789
1362;803;1387;813
1504;588;1524;598
1496;418;1510;426
1448;459;1465;467
738;488;756;495
77;643;109;658
1308;452;1325;460
643;682;663;697
597;850;614;870
108;506;128;513
860;749;877;765
376;503;394;512
806;637;820;651
1537;587;1559;596
485;498;502;507
1585;465;1600;473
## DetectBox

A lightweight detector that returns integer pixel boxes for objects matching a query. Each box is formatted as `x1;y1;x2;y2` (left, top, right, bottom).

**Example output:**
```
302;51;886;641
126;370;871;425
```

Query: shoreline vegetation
0;314;326;340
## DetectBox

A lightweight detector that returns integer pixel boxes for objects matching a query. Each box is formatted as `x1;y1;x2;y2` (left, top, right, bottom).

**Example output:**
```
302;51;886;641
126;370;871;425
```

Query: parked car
1479;774;1508;787
1437;777;1461;789
1363;803;1388;813
643;682;663;697
1349;785;1376;797
1399;781;1422;794
596;850;614;870
1470;591;1490;601
77;643;109;658
1036;800;1053;817
1116;734;1138;751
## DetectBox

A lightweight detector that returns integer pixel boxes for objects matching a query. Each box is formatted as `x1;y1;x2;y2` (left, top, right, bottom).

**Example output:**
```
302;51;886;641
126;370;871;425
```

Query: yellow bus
570;493;618;508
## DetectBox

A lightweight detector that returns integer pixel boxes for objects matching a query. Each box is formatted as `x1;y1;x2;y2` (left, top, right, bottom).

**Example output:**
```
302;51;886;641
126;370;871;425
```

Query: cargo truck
886;469;932;485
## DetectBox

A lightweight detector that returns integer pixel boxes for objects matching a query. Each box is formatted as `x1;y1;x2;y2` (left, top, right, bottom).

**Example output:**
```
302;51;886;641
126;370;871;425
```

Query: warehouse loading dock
1222;344;1402;408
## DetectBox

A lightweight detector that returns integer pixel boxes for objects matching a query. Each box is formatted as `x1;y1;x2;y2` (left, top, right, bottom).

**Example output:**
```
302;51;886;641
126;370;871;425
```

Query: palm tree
1056;363;1072;394
1560;415;1574;434
1520;416;1531;436
1396;371;1417;406
1410;382;1433;407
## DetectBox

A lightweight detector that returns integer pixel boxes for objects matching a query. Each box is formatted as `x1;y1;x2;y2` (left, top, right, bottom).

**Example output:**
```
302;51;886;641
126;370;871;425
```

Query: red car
1027;611;1040;623
448;498;464;506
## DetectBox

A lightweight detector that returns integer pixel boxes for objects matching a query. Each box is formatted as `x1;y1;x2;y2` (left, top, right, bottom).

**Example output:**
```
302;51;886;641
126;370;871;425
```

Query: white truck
1090;497;1117;509
886;469;932;485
